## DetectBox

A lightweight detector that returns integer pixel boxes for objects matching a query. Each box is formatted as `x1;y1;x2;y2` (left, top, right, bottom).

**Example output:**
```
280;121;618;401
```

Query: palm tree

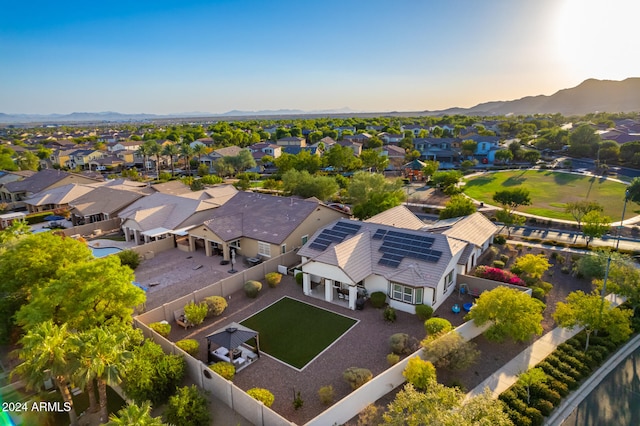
193;143;209;175
162;143;180;177
147;141;162;177
180;142;194;176
136;141;154;178
78;327;132;423
107;401;166;426
12;322;79;425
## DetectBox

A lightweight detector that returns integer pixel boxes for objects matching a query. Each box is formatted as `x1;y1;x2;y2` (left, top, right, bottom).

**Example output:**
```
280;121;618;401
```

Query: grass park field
240;297;357;369
463;169;637;221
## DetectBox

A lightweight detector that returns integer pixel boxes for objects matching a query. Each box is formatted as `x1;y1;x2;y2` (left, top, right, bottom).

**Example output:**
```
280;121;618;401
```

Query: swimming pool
91;246;123;257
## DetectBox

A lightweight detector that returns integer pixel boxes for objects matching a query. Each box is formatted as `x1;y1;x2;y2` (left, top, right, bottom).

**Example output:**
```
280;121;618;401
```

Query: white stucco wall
303;261;354;284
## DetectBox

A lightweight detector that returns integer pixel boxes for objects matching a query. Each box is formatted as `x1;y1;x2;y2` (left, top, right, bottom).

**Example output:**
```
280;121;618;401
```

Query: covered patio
206;322;260;372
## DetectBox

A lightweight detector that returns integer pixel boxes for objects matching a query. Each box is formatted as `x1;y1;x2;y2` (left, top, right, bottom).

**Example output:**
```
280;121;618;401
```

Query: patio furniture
246;257;262;266
174;310;193;329
356;297;365;310
463;302;473;312
452;304;461;314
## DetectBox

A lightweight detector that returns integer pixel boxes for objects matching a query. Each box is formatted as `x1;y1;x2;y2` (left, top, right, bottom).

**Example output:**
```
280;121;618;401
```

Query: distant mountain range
426;78;640;116
1;78;638;124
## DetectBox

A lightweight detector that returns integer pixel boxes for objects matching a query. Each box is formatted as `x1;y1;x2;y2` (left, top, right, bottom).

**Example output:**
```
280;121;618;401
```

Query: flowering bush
474;265;525;286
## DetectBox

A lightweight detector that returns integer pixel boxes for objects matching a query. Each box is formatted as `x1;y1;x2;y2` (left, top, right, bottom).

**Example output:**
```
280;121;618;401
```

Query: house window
390;283;423;305
281;244;286;254
301;235;308;245
443;270;454;294
229;239;241;249
258;241;271;258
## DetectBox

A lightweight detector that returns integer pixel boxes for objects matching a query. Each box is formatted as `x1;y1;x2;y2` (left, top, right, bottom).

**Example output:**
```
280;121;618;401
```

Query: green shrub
165;385;211;426
117;249;142;270
370;291;386;308
546;378;569;397
524;407;544;426
387;353;400;366
534;399;555;416
247;388;275;407
506;408;532;426
318;385;334;405
493;260;505;269
530;382;561;406
244;280;263;298
424;318;453;336
210;361;235;380
383;306;396;322
204;295;228;317
493;235;506;245
265;272;282;288
176;339;199;357
531;287;545;301
500;254;510;263
389;333;411;355
415;304;433;321
184;301;208;326
150;322;171;338
343;367;373;390
295;272;303;286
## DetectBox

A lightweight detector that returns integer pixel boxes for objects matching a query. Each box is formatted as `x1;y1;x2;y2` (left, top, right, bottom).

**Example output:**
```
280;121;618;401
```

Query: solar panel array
376;229;442;268
308;221;362;251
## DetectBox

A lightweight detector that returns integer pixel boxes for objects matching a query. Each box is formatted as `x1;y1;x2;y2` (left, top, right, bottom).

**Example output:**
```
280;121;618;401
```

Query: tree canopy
467;287;545;342
282;169;339;200
564;200;603;229
439;195;476;219
348;172;405;220
492;188;531;213
582;210;611;247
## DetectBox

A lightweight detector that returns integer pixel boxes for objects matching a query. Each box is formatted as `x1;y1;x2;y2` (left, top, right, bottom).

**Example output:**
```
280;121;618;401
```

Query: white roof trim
141;227;172;237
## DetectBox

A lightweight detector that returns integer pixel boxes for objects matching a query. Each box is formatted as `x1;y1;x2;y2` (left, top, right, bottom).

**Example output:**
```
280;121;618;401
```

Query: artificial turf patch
240;297;357;369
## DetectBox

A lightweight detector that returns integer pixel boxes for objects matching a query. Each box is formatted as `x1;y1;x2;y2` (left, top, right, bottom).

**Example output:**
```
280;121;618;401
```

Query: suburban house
23;183;95;213
67;149;104;170
276;136;306;147
467;135;502;164
337;140;363;156
0;169;103;210
187;192;350;262
379;133;404;144
68;180;153;225
401;125;430;137
342;133;372;145
297;207;497;313
118;186;237;245
381;145;406;170
108;140;142;152
413;137;460;168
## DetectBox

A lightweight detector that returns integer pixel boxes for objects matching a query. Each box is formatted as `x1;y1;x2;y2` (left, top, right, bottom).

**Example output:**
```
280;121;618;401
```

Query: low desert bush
265;272;282;288
117;249;142;270
176;339;199;357
204;295;228;316
343;367;372;390
295;272;303;286
493;260;505;269
184;301;208;326
383;306;396;322
247;388;274;407
210;362;235;380
244;280;263;298
424;318;453;336
318;385;334;405
387;353;400;365
149;322;171;338
370;291;386;308
415;304;433;321
389;333;411;355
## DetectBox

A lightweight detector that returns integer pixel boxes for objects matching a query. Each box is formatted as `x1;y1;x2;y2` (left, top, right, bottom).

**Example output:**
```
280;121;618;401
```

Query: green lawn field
240;297;357;369
463;170;636;221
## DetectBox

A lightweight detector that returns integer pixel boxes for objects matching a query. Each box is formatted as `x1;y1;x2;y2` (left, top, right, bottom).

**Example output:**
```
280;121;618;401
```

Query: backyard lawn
240;297;357;369
464;170;635;220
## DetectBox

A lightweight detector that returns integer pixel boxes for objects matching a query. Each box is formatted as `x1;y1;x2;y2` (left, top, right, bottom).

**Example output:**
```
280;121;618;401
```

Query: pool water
91;247;123;257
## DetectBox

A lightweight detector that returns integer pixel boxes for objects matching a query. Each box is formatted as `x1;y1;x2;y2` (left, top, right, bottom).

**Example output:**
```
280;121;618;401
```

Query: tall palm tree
180;142;194;176
193;143;209;175
162;143;180;177
136;141;154;178
147;141;162;178
106;401;166;426
13;322;78;425
79;327;132;423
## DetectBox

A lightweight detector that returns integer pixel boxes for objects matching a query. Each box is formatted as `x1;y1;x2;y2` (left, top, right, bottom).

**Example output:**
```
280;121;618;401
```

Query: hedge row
499;329;628;426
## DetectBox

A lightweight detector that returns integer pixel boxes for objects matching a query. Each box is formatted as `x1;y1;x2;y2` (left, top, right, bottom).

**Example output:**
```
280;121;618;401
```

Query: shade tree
564;200;603;229
439;195;476;219
582;210;611;248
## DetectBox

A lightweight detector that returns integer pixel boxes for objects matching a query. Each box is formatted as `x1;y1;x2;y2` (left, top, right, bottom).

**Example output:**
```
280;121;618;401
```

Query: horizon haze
2;0;639;115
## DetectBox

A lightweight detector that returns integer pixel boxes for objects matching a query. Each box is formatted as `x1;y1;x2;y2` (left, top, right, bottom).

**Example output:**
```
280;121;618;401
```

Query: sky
1;0;639;115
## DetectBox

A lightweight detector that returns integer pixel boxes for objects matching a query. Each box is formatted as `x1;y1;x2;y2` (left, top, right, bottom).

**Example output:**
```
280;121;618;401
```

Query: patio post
325;279;333;301
302;273;311;295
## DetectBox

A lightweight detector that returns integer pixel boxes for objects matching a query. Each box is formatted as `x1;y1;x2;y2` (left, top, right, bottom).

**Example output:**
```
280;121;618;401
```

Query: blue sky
1;0;638;114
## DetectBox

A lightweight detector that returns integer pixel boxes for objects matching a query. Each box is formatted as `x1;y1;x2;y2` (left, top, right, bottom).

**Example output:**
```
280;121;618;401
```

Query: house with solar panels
296;207;497;313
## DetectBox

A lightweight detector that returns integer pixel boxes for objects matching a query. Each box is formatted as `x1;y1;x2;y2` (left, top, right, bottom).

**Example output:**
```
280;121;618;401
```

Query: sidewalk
465;293;626;401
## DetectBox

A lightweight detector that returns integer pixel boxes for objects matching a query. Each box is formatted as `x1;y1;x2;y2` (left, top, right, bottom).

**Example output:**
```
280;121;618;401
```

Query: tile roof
365;205;425;230
202;192;342;244
427;212;497;248
24;183;94;207
4;169;101;194
151;180;192;195
70;186;147;216
299;219;467;288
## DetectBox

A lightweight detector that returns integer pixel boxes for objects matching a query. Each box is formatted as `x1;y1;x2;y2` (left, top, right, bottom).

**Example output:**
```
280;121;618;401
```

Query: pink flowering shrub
474;265;525;286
